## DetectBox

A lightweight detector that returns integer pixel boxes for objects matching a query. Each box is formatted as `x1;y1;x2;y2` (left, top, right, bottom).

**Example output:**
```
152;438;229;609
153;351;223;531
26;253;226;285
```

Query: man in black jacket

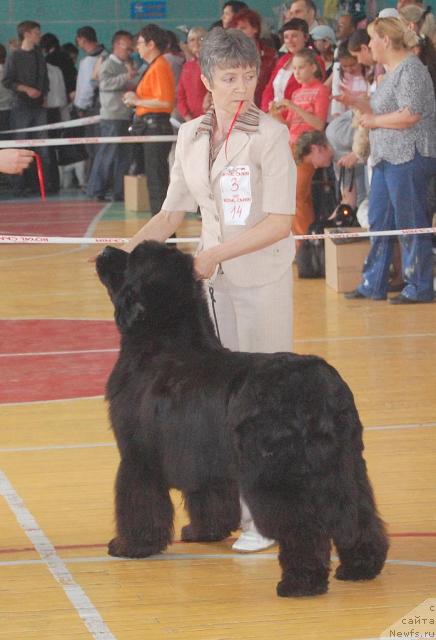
2;20;50;195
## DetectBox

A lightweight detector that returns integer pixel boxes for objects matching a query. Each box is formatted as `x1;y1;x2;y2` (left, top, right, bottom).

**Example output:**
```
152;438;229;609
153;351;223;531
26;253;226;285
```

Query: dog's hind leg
181;480;240;543
245;490;331;597
333;460;389;582
108;455;174;558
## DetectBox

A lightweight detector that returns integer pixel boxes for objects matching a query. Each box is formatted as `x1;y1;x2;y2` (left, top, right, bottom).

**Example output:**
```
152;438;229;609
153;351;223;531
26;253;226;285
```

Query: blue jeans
357;153;434;301
87;119;132;199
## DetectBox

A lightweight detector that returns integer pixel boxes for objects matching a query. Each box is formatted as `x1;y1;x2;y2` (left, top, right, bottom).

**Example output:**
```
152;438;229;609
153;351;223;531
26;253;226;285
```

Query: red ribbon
34;152;46;201
224;100;245;160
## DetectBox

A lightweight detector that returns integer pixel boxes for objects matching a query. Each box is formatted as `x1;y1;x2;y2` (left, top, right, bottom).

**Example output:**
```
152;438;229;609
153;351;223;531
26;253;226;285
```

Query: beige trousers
207;268;294;353
206;268;293;540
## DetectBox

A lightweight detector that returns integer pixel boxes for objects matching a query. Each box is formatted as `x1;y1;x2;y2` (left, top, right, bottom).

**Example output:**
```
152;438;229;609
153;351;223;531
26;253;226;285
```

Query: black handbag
331;167;358;227
296;220;325;279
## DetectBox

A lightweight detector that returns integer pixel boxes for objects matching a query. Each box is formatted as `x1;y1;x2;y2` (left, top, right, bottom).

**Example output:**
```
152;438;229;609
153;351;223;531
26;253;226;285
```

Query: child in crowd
311;24;336;80
330;39;368;118
276;48;330;236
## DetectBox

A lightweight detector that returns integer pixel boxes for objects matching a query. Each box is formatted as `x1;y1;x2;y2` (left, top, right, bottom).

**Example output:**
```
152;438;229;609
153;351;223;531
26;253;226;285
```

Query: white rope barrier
1;115;101;134
0;235;192;245
0;227;435;245
0;134;178;148
1;114;182;135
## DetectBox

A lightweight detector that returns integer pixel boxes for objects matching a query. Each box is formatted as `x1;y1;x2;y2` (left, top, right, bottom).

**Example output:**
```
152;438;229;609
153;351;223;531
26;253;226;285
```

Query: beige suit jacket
162;108;296;288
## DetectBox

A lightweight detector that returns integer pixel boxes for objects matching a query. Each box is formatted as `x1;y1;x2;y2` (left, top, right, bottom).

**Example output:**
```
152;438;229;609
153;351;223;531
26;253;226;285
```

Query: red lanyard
224;100;245;160
34;153;46;201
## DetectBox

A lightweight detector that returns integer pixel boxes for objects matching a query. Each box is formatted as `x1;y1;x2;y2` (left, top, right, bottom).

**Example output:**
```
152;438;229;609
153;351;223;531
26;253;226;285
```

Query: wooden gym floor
0;196;435;640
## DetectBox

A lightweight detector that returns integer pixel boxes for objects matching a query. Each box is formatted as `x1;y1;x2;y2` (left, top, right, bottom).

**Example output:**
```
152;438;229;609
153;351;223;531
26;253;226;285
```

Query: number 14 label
220;165;252;226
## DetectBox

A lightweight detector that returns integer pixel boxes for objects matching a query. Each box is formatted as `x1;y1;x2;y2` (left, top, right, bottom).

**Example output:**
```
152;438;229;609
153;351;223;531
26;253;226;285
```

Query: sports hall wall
1;0;428;49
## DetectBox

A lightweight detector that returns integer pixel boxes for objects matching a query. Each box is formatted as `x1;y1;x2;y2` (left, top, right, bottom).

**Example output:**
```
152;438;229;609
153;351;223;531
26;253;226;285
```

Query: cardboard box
324;227;370;293
124;175;150;212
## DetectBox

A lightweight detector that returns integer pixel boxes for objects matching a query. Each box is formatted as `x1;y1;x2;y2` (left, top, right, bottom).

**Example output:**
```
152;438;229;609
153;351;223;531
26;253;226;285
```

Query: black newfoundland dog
96;241;388;597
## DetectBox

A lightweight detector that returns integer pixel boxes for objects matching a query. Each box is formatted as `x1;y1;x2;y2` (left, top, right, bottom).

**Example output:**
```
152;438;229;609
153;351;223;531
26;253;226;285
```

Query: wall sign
130;1;167;20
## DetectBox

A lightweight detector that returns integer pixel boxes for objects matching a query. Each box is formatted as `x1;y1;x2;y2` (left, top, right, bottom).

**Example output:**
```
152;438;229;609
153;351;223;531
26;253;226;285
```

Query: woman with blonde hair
399;4;436;40
345;17;436;304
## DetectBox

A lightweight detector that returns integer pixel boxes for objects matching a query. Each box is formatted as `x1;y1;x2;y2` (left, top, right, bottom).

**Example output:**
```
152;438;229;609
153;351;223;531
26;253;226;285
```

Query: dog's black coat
96;241;388;597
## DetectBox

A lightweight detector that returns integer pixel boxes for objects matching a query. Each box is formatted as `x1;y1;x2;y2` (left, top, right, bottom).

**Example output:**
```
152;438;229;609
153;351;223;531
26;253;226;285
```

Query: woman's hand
337;151;358;168
0;149;35;175
275;99;293;110
268;102;286;122
359;113;378;129
193;249;219;280
123;91;138;107
332;90;356;108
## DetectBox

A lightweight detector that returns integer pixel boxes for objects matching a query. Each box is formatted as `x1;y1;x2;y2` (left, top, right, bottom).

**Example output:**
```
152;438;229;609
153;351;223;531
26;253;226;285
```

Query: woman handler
121;28;297;552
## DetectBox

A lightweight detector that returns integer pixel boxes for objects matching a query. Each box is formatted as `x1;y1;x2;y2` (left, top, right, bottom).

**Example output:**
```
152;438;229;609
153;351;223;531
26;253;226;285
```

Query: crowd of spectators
0;0;435;300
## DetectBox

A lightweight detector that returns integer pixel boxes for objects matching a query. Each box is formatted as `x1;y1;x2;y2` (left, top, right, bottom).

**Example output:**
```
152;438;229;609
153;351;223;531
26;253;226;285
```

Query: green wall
1;0;434;49
0;1;284;48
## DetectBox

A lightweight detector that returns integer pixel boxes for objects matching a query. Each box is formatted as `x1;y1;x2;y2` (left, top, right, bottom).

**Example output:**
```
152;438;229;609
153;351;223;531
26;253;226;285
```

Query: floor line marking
0;394;104;407
83;202;112;246
0;443;115;453
1;423;435;452
0;316;112;321
366;422;436;432
0;201;109;264
295;332;436;343
1;534;435;556
2;319;434;343
0;470;117;640
0;348;118;358
0;245;86;265
1;553;435;569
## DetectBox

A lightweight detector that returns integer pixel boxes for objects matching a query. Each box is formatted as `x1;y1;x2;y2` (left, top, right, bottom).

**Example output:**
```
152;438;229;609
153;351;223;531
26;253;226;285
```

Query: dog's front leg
276;528;331;597
181;480;240;543
108;455;174;558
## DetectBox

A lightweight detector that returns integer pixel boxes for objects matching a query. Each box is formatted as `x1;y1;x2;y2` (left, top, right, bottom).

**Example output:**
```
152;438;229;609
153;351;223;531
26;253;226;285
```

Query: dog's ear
96;246;128;298
114;285;145;331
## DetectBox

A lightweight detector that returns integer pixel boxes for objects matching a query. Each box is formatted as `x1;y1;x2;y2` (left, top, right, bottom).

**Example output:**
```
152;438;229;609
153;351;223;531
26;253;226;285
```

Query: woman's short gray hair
199;28;260;84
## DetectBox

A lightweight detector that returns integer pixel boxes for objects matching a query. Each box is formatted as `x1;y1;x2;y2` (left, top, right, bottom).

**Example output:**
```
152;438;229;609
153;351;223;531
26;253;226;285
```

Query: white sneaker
232;530;276;553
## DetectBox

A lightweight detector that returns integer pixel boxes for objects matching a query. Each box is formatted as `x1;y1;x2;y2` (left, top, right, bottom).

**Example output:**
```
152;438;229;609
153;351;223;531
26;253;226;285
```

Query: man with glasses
87;30;137;202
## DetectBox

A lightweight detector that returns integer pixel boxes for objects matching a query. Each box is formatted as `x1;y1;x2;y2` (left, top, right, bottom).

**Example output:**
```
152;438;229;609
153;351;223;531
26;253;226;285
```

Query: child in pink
276;48;330;236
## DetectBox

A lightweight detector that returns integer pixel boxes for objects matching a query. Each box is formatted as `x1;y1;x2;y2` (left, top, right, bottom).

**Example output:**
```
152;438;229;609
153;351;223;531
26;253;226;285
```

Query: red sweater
260;52;326;113
177;58;207;120
255;40;277;108
286;80;330;144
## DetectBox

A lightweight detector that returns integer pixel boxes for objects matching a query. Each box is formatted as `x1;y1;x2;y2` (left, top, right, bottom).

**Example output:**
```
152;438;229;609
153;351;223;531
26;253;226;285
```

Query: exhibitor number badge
220;165;252;226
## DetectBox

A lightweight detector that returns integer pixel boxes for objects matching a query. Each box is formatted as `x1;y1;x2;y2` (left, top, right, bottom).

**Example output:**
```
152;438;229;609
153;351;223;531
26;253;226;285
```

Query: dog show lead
116;27;297;553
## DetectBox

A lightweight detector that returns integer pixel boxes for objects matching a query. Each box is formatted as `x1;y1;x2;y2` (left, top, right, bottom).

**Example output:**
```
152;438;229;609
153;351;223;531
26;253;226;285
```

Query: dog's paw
107;537;163;558
181;524;230;543
276;577;329;598
335;561;384;581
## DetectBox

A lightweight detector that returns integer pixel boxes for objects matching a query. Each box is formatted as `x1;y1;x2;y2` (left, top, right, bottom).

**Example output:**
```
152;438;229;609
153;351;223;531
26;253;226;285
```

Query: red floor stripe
0;533;435;556
0;200;103;236
1;351;118;403
0;319;118;354
0;320;119;403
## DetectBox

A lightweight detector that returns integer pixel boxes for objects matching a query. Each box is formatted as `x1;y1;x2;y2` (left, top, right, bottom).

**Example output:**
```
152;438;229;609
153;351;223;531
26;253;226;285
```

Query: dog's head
96;241;197;333
96;245;129;301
